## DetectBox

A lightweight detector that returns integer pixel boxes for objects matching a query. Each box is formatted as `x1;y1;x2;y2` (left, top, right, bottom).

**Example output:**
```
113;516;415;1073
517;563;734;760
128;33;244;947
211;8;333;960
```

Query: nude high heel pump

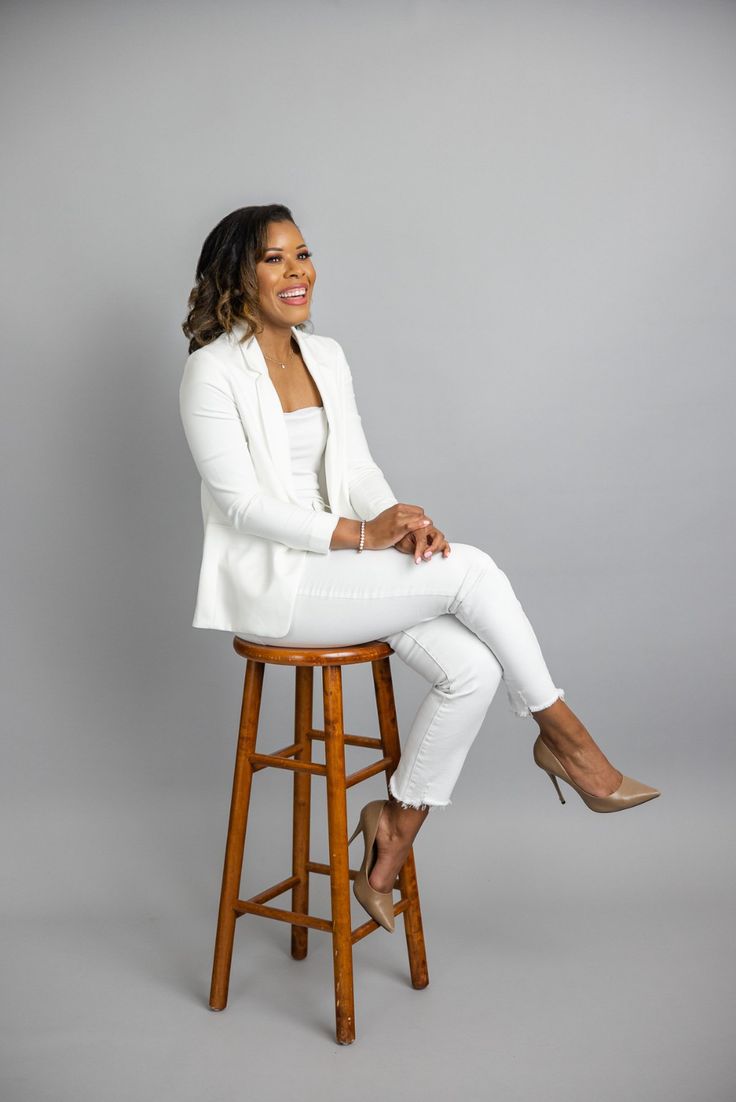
347;799;396;932
533;734;661;813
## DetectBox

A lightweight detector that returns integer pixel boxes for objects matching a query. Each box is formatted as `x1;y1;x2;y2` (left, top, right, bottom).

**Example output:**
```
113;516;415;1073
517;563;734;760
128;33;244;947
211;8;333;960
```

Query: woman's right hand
365;504;433;550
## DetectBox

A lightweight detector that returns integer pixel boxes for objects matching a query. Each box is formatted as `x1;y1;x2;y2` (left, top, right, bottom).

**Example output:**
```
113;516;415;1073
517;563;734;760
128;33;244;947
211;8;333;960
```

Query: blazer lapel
231;327;295;498
231;323;340;508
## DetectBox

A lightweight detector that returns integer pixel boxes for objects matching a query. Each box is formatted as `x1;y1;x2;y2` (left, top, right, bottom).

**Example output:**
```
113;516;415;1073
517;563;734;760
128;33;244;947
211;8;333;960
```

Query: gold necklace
260;339;298;370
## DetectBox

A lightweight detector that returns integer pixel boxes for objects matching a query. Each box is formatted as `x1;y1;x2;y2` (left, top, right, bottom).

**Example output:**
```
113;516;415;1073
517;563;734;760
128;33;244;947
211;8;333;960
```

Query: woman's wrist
330;517;366;550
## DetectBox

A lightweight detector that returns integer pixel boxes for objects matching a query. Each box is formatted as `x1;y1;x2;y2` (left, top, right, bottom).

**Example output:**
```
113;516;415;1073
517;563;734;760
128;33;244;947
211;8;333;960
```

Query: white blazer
179;321;399;636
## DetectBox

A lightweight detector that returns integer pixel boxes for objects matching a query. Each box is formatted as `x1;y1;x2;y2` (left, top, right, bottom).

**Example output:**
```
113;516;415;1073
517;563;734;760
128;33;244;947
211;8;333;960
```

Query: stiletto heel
546;771;566;804
347;799;396;932
533;734;661;813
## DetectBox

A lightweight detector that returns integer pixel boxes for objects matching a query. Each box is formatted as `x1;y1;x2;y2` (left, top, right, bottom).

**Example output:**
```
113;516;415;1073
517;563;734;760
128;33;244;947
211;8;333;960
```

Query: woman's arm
179;352;340;553
330;517;363;549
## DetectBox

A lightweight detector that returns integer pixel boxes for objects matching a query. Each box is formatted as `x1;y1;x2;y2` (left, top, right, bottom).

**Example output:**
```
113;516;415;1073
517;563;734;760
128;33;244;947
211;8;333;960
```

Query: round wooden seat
233;637;393;666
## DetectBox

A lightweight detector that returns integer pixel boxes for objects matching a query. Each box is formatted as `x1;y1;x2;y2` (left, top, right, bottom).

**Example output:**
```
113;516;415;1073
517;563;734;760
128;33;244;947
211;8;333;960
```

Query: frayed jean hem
388;771;452;811
508;686;566;719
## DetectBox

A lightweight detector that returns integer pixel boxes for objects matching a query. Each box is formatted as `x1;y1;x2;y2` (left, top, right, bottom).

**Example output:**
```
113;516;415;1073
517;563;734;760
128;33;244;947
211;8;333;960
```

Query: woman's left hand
394;525;451;563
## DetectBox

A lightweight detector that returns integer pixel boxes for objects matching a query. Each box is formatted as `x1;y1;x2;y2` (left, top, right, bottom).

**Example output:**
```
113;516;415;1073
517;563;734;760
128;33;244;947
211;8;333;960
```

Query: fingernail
415;557;421;564
423;551;431;558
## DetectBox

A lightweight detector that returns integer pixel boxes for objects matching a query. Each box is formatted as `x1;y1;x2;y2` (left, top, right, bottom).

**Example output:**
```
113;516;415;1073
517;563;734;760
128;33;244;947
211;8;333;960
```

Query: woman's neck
255;322;296;365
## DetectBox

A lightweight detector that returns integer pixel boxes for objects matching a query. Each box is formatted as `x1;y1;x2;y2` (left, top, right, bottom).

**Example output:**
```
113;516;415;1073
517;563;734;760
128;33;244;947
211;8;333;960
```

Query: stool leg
291;666;314;960
322;665;357;1045
372;656;430;990
209;658;265;1011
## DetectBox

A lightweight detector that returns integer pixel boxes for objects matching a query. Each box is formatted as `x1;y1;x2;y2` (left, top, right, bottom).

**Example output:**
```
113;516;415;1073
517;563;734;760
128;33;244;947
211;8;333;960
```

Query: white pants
240;543;565;810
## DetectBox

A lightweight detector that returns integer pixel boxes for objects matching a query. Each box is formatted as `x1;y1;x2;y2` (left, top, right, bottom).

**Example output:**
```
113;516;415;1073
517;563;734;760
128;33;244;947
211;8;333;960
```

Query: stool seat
233;637;393;666
208;637;429;1044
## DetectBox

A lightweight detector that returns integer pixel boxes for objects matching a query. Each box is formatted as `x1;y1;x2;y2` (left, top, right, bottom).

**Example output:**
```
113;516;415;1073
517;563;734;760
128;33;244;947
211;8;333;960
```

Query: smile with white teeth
277;286;308;299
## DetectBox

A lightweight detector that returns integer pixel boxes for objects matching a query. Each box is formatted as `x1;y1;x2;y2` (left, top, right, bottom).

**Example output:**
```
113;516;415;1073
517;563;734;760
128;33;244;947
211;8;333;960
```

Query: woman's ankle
385;797;430;840
534;701;589;747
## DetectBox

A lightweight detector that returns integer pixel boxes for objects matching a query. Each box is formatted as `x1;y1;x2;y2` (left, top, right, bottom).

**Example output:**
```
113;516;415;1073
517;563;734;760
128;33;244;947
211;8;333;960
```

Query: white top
283;405;331;513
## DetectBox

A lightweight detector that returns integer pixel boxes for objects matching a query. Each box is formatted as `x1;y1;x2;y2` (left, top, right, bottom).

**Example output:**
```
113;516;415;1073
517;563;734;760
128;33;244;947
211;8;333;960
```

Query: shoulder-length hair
182;203;308;353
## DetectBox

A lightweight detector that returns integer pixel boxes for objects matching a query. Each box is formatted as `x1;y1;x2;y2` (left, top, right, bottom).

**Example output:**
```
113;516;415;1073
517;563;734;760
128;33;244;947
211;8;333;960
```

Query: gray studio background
2;1;734;1099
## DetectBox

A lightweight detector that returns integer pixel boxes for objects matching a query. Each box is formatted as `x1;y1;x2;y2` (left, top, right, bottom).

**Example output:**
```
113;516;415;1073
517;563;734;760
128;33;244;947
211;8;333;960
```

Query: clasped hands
366;503;451;564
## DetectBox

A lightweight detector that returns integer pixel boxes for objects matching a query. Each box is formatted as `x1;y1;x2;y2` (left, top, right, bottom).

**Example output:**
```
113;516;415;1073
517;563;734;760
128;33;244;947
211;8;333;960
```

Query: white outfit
179;324;395;636
180;326;564;808
236;402;566;810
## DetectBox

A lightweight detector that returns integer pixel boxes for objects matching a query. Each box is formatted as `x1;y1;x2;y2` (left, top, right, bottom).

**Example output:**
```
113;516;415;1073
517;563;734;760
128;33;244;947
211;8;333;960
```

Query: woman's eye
265;251;312;263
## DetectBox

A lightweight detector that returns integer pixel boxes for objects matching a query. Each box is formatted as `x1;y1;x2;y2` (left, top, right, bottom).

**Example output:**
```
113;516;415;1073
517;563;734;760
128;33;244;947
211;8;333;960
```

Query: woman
180;204;660;933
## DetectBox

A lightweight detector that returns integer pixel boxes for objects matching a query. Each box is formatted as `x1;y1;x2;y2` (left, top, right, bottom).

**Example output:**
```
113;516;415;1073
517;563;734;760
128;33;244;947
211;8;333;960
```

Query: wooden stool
208;638;429;1044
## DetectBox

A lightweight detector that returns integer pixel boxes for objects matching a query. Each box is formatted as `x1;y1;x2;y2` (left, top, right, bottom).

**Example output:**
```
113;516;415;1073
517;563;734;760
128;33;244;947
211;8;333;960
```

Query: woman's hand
394;525;451;563
364;503;434;550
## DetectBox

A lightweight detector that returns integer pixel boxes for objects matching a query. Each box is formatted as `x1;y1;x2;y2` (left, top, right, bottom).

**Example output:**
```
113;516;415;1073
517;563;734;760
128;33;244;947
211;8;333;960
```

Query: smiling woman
179;203;660;936
260;227;314;313
183;203;312;353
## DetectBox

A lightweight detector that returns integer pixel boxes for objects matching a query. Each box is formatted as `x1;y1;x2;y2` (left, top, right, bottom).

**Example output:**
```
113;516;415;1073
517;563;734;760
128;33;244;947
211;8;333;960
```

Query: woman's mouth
277;284;309;306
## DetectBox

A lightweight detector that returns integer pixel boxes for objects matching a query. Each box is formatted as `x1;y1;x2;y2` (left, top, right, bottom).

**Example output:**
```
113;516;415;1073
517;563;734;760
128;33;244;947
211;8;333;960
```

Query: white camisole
283;405;331;514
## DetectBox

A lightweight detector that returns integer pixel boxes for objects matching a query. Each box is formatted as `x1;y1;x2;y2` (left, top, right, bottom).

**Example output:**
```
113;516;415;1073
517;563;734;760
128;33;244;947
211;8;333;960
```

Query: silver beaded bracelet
357;519;366;553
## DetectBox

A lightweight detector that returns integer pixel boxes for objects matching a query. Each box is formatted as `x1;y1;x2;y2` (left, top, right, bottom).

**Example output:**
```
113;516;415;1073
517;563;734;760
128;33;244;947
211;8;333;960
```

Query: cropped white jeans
240;542;565;810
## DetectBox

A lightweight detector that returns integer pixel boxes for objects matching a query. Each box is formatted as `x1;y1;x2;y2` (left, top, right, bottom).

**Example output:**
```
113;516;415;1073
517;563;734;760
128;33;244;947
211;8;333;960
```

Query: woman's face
255;220;316;329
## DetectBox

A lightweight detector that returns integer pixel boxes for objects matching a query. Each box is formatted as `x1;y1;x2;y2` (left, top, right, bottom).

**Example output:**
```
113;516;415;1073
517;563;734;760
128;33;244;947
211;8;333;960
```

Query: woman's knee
449;540;523;607
450;542;514;595
449;542;496;573
389;615;503;703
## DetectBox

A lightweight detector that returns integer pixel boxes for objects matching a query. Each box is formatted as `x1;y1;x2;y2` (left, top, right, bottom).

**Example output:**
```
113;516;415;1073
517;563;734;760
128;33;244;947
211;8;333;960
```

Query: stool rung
235;898;333;933
350;899;407;943
250;741;300;772
249;751;327;776
308;728;383;750
307;859;400;890
307;859;355;880
235;873;333;933
346;757;393;787
245;873;300;905
351;897;409;944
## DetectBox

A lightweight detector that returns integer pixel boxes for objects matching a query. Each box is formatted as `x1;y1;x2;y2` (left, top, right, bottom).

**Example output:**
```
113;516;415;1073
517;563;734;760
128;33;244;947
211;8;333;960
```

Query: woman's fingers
399;503;432;525
428;528;451;557
412;530;430;563
414;527;451;563
393;533;415;554
413;525;438;563
404;515;432;535
392;508;450;562
388;521;451;561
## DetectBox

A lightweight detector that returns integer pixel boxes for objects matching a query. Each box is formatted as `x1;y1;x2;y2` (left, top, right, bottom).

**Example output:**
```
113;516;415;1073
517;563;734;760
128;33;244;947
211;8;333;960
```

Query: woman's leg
241;541;621;886
244;542;562;709
381;615;505;809
365;616;505;892
243;542;565;783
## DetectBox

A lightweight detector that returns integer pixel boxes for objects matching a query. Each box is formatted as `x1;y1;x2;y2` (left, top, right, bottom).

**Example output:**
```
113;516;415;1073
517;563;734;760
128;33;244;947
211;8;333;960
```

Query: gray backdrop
2;1;734;1098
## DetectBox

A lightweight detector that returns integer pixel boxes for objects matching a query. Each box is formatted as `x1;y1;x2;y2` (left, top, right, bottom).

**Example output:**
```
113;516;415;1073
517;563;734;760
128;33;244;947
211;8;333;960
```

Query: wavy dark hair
182;203;309;353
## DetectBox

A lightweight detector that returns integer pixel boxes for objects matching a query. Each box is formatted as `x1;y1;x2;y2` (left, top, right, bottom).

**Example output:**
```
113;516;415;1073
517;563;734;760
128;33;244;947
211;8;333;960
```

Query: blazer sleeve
335;340;400;520
179;351;340;554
